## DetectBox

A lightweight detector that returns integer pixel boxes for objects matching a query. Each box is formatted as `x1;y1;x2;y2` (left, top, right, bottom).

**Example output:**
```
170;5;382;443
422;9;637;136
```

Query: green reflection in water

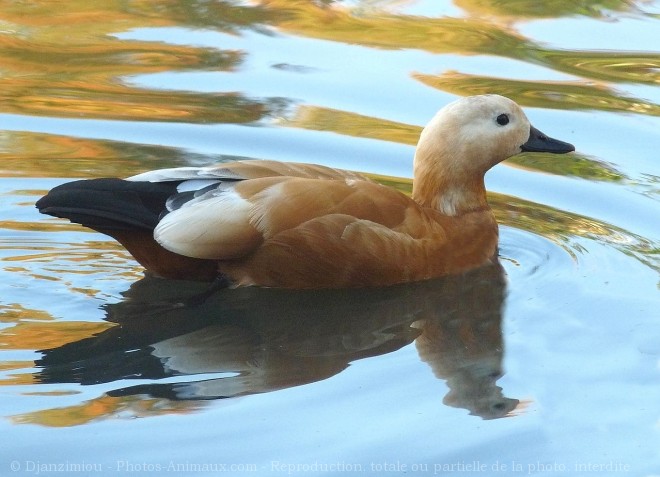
539;50;660;86
280;105;421;145
414;72;660;117
454;0;641;18
489;193;659;274
505;154;624;183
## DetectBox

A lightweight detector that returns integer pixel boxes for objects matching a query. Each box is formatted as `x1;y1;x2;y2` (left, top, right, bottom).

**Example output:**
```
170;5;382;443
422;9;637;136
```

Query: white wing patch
176;179;223;193
127;166;245;183
126;167;204;182
154;188;260;260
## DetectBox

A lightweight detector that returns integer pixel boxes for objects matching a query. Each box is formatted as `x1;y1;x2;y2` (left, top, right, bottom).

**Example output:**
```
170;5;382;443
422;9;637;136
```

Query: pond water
1;1;659;476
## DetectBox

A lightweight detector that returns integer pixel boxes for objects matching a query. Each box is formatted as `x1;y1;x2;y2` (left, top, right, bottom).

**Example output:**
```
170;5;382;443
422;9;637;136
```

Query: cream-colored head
412;95;574;215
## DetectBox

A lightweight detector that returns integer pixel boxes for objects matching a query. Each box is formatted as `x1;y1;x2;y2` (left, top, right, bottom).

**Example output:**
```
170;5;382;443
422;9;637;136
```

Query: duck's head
413;94;574;214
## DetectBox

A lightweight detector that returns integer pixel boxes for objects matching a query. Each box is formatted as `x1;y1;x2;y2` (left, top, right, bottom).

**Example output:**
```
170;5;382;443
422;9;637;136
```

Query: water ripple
498;226;576;280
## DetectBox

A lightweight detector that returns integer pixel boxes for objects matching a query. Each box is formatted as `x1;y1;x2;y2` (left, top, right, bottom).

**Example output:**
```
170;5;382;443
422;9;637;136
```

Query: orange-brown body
219;175;498;287
108;162;498;287
37;95;573;288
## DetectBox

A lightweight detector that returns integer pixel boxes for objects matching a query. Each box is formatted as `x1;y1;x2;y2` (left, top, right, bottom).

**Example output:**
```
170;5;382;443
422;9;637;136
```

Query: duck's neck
411;145;489;216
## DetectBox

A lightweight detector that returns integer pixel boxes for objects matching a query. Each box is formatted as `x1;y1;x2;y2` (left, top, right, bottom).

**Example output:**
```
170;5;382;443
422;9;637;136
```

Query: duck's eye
496;114;509;126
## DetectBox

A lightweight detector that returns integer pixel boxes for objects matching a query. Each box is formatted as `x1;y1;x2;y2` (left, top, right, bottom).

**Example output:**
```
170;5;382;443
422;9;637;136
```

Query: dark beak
521;126;575;154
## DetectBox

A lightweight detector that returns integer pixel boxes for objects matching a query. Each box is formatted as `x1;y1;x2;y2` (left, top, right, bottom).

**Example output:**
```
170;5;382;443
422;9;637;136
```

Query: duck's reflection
36;261;518;419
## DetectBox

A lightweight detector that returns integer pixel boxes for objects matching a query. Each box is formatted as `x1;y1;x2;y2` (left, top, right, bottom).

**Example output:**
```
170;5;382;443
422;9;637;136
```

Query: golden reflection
0;131;252;179
16;261;518;425
0;321;114;352
454;0;641;19
505;154;624;183
1;303;53;323
0;0;276;34
540;51;660;86
280;106;420;145
414;71;660;117
12;395;202;427
0;1;286;124
2;80;278;124
0;361;34;371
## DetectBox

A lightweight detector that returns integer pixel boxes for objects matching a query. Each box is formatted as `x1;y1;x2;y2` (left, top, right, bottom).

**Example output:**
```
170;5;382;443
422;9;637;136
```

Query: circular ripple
498;225;578;281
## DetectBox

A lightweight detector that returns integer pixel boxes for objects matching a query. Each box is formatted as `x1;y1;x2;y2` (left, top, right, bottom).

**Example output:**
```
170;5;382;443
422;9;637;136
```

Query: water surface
1;1;658;475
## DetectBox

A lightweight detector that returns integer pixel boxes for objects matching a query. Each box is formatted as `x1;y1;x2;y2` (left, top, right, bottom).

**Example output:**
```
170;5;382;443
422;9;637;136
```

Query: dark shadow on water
35;261;518;420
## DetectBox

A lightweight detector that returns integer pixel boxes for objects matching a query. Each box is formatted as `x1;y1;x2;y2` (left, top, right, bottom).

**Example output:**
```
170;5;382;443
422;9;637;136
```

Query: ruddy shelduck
37;95;574;288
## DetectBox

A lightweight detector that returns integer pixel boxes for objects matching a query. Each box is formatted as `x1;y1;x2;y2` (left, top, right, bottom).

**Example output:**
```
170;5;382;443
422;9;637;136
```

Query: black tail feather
36;178;178;232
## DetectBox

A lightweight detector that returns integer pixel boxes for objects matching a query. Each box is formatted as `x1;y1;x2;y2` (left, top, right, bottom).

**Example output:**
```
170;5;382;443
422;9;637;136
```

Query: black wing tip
36;178;178;232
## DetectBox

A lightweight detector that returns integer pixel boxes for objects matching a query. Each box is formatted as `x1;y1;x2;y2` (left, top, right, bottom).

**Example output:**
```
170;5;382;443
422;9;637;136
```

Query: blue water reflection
0;1;658;475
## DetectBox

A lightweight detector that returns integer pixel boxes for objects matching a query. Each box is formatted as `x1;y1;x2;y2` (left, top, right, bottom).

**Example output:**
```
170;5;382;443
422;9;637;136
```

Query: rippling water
1;1;658;475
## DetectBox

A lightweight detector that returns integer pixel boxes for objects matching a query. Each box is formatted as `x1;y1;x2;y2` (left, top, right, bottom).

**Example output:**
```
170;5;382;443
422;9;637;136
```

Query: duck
36;95;574;288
